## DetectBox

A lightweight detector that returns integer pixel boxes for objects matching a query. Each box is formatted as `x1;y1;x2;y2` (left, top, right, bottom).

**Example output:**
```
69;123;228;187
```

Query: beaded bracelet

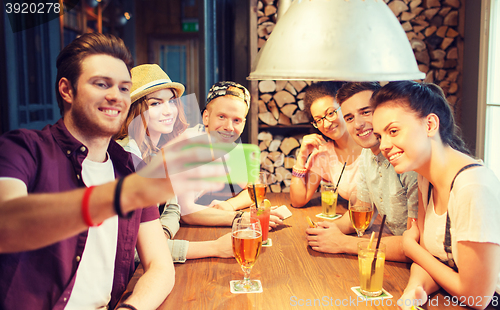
292;166;308;178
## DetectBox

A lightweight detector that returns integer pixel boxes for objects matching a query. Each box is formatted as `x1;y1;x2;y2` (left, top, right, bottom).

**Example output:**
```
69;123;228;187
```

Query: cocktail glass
358;241;386;297
250;199;271;245
321;182;338;218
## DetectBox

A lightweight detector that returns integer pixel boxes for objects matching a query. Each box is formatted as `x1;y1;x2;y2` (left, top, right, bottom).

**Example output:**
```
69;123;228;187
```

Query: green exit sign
182;21;199;32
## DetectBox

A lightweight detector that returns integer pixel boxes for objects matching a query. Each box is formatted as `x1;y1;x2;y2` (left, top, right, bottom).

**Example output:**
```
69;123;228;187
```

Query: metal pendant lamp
248;0;425;81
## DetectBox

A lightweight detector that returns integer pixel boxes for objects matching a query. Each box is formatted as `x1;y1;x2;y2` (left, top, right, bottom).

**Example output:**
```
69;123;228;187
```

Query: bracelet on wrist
292;166;308;178
116;303;138;310
81;186;102;227
114;177;133;219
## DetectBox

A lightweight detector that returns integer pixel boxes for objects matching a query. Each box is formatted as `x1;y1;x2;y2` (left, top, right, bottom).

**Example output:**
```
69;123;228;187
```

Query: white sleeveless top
418;168;500;294
421;190;448;261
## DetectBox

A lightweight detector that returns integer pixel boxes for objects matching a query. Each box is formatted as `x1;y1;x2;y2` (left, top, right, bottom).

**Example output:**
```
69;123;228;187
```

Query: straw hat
130;64;185;104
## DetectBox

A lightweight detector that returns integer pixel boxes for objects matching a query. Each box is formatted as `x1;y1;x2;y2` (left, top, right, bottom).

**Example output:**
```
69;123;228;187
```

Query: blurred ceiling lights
118;12;131;26
248;0;425;81
86;0;102;8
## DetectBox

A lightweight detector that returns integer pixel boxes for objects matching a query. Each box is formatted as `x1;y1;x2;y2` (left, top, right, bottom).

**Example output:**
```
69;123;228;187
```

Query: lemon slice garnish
322;191;335;205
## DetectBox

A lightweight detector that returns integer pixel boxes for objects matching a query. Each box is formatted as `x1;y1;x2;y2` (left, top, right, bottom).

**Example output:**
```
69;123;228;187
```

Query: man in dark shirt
0;33;223;310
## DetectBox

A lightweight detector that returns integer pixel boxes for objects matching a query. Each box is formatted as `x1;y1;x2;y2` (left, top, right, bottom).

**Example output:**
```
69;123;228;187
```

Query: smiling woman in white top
372;80;500;310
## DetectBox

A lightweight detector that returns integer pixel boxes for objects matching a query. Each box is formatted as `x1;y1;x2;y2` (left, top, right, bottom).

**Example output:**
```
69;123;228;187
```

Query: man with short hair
179;82;285;230
203;81;250;144
193;81;254;210
306;82;418;262
0;33;223;310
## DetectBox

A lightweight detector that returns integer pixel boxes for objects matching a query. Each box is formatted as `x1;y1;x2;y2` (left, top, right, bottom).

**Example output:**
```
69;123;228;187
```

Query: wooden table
123;193;483;309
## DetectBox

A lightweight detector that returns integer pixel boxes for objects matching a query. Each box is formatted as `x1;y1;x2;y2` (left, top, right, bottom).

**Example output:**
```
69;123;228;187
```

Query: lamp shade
248;0;425;81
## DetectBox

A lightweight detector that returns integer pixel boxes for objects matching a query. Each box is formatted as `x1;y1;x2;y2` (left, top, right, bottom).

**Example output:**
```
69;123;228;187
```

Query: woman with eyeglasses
290;82;362;207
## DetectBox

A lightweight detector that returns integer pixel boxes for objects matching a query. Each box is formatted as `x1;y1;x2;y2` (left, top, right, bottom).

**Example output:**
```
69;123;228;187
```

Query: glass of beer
248;171;268;205
321;182;338;218
358;241;386;297
231;216;263;292
349;189;374;237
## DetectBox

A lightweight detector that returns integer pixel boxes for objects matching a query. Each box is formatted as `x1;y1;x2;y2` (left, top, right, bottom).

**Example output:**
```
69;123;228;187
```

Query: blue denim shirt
0;119;159;310
356;149;418;236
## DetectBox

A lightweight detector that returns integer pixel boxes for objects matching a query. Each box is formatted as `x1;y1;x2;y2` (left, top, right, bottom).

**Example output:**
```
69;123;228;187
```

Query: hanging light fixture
248;0;425;81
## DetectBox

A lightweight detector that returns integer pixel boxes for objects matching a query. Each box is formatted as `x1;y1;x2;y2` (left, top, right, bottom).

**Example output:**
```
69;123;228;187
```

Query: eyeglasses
311;106;341;128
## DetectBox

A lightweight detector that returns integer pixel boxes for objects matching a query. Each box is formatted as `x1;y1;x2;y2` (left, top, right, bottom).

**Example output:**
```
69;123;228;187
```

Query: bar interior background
0;0;498;184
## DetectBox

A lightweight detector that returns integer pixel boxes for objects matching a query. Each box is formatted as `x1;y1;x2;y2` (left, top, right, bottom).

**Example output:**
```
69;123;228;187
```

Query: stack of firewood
258;131;302;193
257;79;314;193
256;0;463;192
388;0;462;107
257;80;311;127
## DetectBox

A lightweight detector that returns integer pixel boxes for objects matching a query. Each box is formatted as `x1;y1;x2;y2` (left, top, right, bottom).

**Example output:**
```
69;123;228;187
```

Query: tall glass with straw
248;171;271;245
321;162;346;218
248;171;267;205
358;215;387;297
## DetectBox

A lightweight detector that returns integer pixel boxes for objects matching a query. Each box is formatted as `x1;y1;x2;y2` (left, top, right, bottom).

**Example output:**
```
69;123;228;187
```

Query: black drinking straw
252;184;259;207
370;214;387;280
335;162;347;192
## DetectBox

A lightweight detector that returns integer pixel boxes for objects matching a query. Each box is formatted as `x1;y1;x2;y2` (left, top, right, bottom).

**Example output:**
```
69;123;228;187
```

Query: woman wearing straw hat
115;64;234;262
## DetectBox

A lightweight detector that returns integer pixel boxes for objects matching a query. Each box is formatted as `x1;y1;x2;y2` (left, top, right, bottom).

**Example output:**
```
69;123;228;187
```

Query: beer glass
349;189;374;237
248;171;268;205
231;216;263;292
